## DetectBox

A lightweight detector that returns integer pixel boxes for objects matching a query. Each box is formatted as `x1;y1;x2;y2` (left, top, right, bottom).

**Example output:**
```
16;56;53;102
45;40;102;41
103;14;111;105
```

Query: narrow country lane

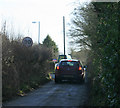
3;80;89;107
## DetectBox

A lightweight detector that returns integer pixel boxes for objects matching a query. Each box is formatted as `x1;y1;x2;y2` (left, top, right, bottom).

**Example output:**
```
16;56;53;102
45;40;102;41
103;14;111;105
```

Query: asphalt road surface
3;80;89;107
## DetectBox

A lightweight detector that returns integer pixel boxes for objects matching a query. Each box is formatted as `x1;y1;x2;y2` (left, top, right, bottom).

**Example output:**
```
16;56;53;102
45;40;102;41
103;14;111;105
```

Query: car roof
60;59;79;62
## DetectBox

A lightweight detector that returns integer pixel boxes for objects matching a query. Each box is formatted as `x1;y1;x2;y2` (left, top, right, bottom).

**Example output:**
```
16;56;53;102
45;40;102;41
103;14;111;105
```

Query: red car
55;59;85;83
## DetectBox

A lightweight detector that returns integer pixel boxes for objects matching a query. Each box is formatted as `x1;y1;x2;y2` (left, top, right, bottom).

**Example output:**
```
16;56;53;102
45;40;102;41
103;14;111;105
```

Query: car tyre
77;77;84;84
55;77;60;84
81;78;85;84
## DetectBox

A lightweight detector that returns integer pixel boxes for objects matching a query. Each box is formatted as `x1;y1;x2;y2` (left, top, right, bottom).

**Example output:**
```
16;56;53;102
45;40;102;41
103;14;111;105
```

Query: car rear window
58;55;67;62
60;61;79;67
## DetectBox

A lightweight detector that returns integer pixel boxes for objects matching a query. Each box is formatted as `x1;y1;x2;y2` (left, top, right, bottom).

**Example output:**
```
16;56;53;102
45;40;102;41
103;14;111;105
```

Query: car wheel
77;78;84;84
55;77;60;83
81;78;85;84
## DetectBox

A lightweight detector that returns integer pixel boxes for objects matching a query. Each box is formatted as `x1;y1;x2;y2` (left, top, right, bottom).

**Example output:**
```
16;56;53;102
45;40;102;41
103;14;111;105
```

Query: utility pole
38;21;40;45
63;16;65;56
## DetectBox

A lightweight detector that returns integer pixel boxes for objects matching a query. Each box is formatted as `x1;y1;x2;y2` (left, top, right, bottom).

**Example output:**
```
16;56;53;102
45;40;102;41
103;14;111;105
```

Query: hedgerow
2;33;52;101
69;2;120;106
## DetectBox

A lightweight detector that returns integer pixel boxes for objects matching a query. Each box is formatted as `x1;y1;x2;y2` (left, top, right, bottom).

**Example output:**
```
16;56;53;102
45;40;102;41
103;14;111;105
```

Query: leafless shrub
2;33;52;101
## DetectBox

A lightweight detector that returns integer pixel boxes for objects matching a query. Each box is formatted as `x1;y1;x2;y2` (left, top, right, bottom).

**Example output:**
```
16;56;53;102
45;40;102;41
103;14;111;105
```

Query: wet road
3;81;89;107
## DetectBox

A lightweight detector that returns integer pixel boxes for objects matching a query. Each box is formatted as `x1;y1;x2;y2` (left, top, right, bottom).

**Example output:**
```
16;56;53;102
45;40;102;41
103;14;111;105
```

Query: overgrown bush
2;33;52;101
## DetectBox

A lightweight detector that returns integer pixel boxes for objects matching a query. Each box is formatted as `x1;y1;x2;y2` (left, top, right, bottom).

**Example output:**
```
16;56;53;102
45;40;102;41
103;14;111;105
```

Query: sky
0;0;91;54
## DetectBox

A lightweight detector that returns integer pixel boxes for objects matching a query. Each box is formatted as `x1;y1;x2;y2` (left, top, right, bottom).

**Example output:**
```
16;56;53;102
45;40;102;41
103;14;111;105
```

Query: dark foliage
69;2;120;106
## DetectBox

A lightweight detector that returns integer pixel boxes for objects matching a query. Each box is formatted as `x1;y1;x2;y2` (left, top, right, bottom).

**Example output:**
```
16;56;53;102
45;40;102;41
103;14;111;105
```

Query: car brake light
68;60;72;62
79;67;82;70
57;66;59;70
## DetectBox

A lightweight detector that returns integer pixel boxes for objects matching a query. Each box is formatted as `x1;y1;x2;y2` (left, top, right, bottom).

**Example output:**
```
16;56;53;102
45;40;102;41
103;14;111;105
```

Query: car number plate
63;75;73;78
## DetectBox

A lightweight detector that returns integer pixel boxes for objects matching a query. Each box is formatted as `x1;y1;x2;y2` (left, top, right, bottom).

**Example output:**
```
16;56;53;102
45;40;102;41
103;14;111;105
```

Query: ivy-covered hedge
85;2;120;106
69;2;120;106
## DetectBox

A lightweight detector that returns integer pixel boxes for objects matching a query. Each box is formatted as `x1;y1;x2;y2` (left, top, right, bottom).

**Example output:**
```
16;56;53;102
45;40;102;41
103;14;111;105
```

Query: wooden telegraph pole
63;16;65;57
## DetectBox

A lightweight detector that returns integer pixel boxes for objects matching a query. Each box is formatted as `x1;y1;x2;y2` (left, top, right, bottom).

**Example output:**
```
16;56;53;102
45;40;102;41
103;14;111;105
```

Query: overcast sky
0;0;91;54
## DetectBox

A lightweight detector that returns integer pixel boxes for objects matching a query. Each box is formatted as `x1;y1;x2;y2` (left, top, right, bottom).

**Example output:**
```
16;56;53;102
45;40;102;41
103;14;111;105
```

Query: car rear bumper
55;73;83;80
